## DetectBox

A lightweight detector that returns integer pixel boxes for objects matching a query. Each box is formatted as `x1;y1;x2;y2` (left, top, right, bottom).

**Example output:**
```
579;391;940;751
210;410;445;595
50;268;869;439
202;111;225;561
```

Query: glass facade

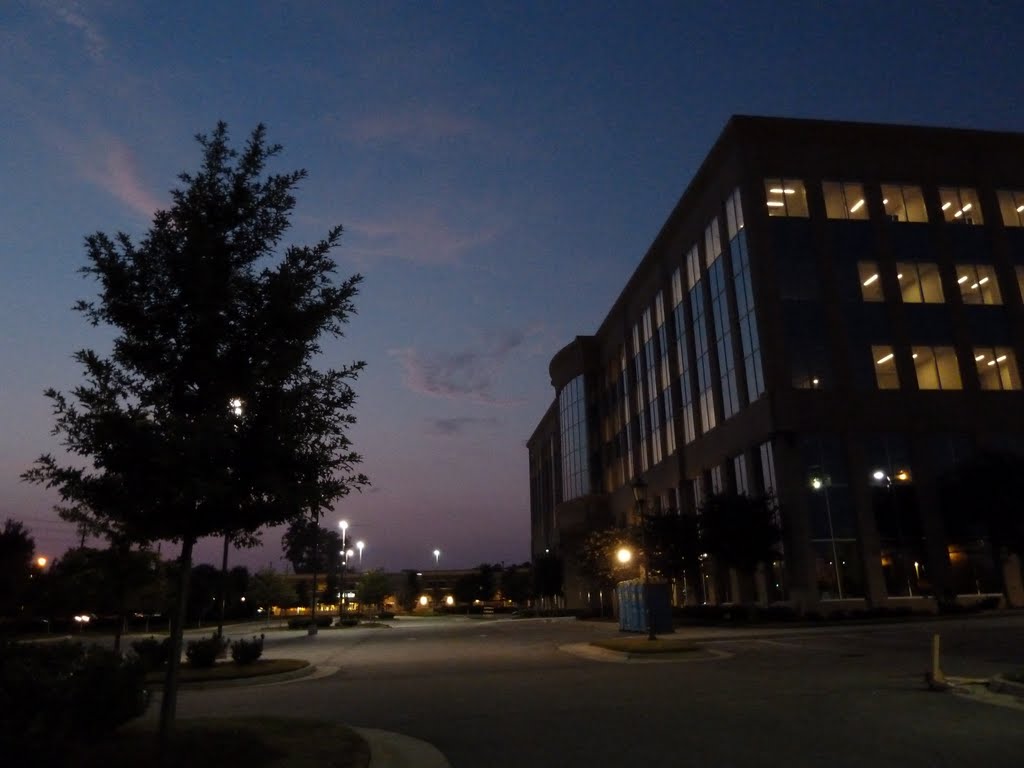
708;218;740;419
728;189;764;401
656;293;675;457
672;268;697;444
632;324;648;473
689;246;716;433
558;375;591;501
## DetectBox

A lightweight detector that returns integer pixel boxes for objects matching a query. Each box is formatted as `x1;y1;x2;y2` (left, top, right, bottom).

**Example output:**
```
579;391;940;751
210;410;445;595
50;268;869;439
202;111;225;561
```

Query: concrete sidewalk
356;728;451;768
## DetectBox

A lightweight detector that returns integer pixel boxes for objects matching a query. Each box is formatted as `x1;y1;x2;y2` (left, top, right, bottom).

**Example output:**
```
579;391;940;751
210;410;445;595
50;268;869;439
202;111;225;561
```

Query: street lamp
338;520;349;616
356;540;364;564
872;468;914;596
616;547;633;565
630;477;657;641
433;549;441;567
809;468;843;599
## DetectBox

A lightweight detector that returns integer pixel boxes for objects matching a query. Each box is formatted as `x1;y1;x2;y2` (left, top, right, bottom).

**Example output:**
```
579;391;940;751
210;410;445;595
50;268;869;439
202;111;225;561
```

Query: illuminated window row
858;261;1003;305
766;180;1024;227
871;345;1021;391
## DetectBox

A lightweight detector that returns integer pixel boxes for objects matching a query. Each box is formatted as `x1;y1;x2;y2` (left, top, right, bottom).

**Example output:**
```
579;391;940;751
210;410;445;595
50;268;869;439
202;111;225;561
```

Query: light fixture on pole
356;540;364;564
433;548;441;567
338;520;349;616
630;477;656;641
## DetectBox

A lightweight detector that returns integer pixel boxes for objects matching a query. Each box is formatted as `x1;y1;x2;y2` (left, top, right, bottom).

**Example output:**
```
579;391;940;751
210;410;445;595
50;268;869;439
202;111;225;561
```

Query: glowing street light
356;540;364;564
616;547;633;565
433;549;441;567
35;556;48;568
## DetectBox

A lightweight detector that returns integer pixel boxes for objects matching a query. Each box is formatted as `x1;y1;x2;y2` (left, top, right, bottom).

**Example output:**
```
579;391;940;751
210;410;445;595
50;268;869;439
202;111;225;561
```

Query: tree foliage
281;517;346;574
21;122;368;740
645;512;702;585
500;564;532;604
397;570;421;612
532;552;564;599
0;519;36;616
246;567;297;613
355;569;391;613
577;526;641;588
940;450;1024;557
699;492;782;575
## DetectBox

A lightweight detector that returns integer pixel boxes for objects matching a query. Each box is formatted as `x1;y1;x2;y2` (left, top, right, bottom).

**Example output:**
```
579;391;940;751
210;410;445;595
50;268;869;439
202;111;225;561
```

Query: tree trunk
159;535;195;757
309;520;319;635
216;533;230;638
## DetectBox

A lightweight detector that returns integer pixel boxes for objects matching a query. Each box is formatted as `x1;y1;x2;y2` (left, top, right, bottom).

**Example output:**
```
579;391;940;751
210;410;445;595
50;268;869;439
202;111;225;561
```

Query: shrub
131;636;171;672
185;635;228;668
287;615;334;629
377;611;395;620
0;640;148;762
230;635;264;665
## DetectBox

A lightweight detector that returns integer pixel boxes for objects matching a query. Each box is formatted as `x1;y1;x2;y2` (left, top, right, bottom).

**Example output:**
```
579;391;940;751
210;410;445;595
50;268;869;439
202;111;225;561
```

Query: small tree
532;552;564;608
355;569;391;614
282;516;345;620
0;519;36;616
699;492;782;598
397;570;421;612
578;526;641;591
500;565;532;605
23;123;368;748
247;567;296;624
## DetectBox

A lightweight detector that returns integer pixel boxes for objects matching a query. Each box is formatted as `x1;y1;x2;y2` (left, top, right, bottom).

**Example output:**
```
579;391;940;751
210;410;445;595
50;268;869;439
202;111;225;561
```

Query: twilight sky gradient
1;1;1020;572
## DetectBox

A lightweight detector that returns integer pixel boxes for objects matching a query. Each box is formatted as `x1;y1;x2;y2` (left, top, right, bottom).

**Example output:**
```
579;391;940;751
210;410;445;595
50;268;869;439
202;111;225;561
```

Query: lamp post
872;469;914;596
809;468;843;599
338;520;349;616
356;540;364;565
630;477;657;641
433;548;441;567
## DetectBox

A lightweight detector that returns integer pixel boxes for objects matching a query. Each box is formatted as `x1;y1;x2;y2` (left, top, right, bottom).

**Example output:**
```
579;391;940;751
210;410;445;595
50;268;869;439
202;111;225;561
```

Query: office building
528;115;1024;610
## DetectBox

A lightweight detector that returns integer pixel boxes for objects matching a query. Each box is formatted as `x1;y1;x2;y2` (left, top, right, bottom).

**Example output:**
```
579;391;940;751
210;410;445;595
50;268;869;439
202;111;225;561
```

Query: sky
2;1;1021;573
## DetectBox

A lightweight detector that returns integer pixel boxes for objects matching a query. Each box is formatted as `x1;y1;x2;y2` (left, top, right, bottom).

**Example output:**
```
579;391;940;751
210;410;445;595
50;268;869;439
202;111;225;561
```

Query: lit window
881;184;928;223
955;264;1002;305
764;179;809;218
823;181;869;221
896;262;944;303
938;187;984;225
912;346;962;390
872;345;900;390
858;262;884;302
996;191;1024;227
974;347;1022;391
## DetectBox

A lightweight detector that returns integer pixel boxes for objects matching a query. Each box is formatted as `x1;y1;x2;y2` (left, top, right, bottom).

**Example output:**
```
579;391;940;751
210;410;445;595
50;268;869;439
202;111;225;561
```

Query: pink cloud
77;137;162;219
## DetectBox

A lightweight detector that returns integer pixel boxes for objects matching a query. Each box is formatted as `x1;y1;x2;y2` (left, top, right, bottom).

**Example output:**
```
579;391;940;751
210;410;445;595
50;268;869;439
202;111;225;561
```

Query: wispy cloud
428;416;499;436
76;136;162;219
344;106;480;148
347;208;504;266
390;329;534;404
37;1;107;61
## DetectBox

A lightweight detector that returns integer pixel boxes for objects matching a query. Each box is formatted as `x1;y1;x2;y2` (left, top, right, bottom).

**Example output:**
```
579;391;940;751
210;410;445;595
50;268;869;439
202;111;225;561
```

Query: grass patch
67;717;369;768
146;658;308;685
591;637;700;655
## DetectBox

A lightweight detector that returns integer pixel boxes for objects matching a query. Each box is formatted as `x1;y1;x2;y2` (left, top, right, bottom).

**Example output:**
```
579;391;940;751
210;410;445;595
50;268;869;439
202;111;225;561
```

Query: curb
988;674;1024;698
354;727;452;768
559;642;732;664
153;661;318;690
